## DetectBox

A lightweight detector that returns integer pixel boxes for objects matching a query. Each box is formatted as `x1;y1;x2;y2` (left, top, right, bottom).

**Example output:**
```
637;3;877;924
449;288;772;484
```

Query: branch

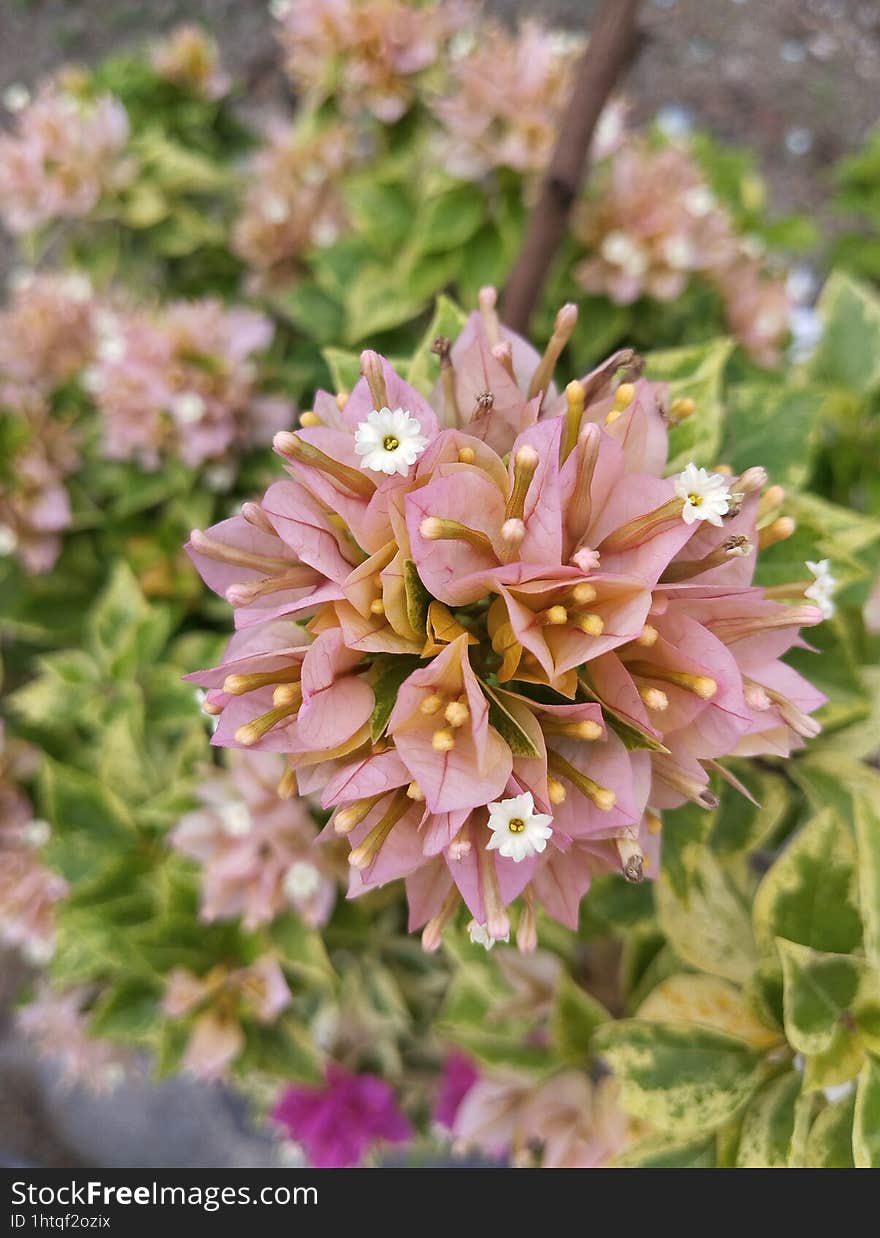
500;0;642;334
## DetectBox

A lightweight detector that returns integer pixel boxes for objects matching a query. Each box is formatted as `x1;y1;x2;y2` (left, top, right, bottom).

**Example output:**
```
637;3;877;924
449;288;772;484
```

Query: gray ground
1;0;879;1169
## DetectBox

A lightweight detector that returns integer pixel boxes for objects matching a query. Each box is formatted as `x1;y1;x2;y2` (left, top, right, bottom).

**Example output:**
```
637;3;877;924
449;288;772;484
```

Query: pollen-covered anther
406;781;425;802
457;446;475;465
505;444;539;523
277;767;298;800
669;396;696;423
419;516;495;556
369;598;386;616
336;391;349;411
432;728;456;752
500;517;526;559
759;484;786;515
635;623;659;647
645;810;662;835
299;410;322;427
273;431;377;497
541;718;603;741
334;793;386;835
617;837;645;883
628;661;717;700
638;686;669;711
234;703;300;747
444;699;470;728
571;582;597;606
759;516;796;549
548;750;616;811
419;692;444;716
222;667;301;695
540;605;568;626
574;613;604;637
348;792;411;870
613;382;636;412
547;776;567;805
564;380;586;457
272;682;303;707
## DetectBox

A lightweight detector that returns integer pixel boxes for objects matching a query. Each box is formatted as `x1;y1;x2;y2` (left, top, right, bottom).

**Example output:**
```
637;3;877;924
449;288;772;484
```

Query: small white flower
822;1080;855;1103
354;406;428;477
170;391;206;425
284;861;322;903
683;185;715;218
663;235;695;270
601;230;648;278
63;273;92;303
3;83;30;112
805;559;837;619
262;194;289;224
486;792;553;863
467;921;509;951
219;801;252;836
24;819;51;848
204;464;235;493
97;333;126;364
22;938;55;966
0;523;19;557
312;218;340;248
268;0;292;18
675;463;732;527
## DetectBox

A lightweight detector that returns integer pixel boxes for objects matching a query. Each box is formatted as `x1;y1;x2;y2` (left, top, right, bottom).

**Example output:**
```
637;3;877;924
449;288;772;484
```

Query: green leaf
88;561;154;677
753;810;862;956
89;980;161;1044
656;844;758;984
594;1020;766;1135
480;684;542;759
735;1071;801;1168
644;337;733;470
39;759;135;880
854;791;880;969
722;384;822;488
810;270;880;395
370;655;422;742
804;1093;856;1167
322;346;363;395
611;1133;717;1168
708;765;790;855
637;974;781;1049
406;295;468;395
853;1055;880;1168
416;183;486;254
550;973;610;1065
778;939;868;1056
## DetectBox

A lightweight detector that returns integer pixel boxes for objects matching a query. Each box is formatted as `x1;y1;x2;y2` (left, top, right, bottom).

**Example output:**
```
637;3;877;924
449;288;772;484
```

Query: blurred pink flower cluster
573;138;792;364
162;955;292;1080
274;0;473;124
171;749;338;931
185;289;824;951
16;984;134;1091
87;297;291;471
0;80;131;235
0;272;96;572
232;121;352;287
0;724;66;962
151;24;231;101
432;20;623;181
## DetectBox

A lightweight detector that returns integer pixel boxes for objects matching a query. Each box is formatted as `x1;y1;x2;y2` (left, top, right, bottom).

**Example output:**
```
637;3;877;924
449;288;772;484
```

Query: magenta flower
434;1051;480;1130
185;288;825;949
272;1064;413;1167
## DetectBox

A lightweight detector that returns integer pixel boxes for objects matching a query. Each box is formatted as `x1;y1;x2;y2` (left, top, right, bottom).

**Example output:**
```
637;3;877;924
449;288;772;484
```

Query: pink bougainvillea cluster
86;297;291;472
0;80;131;235
573;137;791;365
185;289;825;951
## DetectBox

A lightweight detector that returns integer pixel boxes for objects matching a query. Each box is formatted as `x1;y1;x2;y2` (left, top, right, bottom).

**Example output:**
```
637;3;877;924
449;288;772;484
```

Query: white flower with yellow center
219;801;252;836
467;921;509;950
675;462;731;527
805;559;836;619
354;406;428;477
171;391;206;425
486;791;553;863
